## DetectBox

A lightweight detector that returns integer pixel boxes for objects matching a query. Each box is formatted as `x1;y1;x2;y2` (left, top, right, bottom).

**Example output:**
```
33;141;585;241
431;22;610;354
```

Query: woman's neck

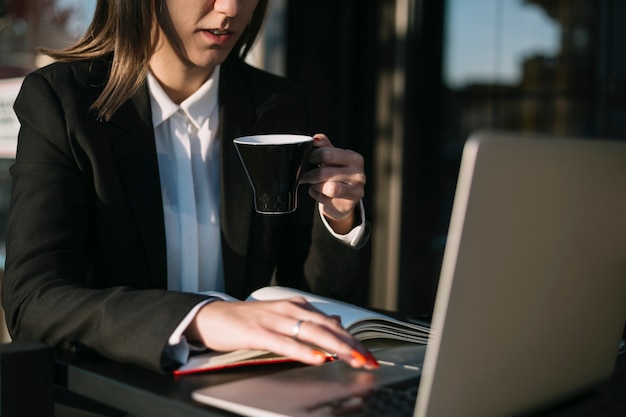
149;49;214;104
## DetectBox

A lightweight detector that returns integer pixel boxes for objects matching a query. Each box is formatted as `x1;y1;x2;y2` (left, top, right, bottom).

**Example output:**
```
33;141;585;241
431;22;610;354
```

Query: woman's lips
201;29;235;45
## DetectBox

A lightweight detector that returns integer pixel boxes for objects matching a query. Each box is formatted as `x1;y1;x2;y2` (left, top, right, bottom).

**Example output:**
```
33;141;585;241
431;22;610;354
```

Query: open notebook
192;131;626;417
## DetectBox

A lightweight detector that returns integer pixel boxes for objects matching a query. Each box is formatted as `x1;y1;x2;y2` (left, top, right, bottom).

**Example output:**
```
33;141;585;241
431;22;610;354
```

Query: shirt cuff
165;292;236;365
318;200;366;247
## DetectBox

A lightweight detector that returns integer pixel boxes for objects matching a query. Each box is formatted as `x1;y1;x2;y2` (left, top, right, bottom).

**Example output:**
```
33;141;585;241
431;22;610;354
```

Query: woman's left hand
300;133;366;234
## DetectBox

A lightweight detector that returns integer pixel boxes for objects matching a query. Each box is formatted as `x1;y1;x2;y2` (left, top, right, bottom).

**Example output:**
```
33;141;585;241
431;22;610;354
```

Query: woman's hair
43;0;269;121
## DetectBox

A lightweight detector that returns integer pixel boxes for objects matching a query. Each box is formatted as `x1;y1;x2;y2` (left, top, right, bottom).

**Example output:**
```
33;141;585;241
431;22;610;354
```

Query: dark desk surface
52;349;626;417
54;350;305;417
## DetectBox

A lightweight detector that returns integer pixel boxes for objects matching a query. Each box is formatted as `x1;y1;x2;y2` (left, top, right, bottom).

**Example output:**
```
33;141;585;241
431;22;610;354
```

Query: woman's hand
184;297;379;369
300;133;366;235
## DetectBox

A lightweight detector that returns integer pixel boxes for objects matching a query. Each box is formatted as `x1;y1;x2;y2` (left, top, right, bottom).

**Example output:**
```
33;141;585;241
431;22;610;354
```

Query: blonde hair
43;0;269;121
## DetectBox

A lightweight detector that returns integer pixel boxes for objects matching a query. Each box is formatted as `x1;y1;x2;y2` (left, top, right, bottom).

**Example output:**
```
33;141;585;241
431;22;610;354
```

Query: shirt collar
147;66;220;130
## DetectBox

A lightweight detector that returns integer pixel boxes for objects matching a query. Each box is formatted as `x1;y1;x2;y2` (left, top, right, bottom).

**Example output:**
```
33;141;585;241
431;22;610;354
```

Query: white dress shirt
148;68;224;294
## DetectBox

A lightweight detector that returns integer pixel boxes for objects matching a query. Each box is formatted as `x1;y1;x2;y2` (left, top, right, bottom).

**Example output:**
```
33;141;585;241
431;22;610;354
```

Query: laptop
192;131;626;417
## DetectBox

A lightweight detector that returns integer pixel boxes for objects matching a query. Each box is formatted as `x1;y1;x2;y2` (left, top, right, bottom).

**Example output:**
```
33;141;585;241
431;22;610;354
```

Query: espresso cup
234;134;314;214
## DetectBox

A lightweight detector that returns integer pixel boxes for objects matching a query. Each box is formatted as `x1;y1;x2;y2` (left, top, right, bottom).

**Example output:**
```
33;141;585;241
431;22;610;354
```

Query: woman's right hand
184;297;379;369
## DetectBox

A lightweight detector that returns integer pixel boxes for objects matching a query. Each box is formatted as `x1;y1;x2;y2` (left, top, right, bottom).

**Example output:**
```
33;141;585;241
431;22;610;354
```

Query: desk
54;350;303;417
52;350;626;417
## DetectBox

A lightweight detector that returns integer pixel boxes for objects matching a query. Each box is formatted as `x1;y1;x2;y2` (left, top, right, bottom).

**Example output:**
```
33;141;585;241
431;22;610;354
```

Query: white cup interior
234;134;313;145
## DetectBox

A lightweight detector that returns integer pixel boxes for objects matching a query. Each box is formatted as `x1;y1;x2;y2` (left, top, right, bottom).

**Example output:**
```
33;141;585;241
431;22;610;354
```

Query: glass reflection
443;0;597;144
445;0;560;88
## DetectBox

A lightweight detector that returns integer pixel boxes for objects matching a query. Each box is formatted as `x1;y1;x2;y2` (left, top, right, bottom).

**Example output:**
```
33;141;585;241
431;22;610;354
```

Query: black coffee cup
234;134;314;214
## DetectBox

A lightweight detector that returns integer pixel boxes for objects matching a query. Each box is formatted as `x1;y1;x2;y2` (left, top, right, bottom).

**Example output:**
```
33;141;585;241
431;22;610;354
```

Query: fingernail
365;352;380;368
350;350;368;366
311;349;328;360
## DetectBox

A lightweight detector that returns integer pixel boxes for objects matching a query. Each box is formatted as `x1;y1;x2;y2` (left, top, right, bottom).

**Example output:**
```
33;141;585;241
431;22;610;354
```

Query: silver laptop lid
416;131;626;417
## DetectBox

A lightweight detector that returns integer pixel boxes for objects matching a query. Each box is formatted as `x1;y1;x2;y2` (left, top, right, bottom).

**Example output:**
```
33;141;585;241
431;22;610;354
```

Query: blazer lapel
218;59;256;250
218;58;258;296
109;84;168;289
217;57;311;297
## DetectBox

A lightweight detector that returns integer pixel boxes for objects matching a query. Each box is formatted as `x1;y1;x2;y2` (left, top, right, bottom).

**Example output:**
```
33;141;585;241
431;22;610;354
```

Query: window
442;0;598;150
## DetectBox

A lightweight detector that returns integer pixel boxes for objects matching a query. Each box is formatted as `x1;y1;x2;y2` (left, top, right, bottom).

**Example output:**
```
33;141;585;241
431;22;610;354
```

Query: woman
1;0;376;372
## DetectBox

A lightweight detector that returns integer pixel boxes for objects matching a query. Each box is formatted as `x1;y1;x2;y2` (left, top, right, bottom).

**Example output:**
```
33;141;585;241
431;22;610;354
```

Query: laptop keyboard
306;381;419;417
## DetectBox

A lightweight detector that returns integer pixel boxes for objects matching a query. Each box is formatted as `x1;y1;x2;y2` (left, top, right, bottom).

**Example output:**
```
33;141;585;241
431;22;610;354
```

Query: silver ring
292;319;305;340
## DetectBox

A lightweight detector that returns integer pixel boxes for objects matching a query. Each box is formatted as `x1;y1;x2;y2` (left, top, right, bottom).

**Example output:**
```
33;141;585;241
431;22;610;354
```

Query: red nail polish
311;349;328;360
350;350;367;366
366;352;380;368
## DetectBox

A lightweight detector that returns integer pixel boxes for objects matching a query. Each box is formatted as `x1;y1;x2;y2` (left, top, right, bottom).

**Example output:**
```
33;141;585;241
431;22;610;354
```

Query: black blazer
2;56;370;371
